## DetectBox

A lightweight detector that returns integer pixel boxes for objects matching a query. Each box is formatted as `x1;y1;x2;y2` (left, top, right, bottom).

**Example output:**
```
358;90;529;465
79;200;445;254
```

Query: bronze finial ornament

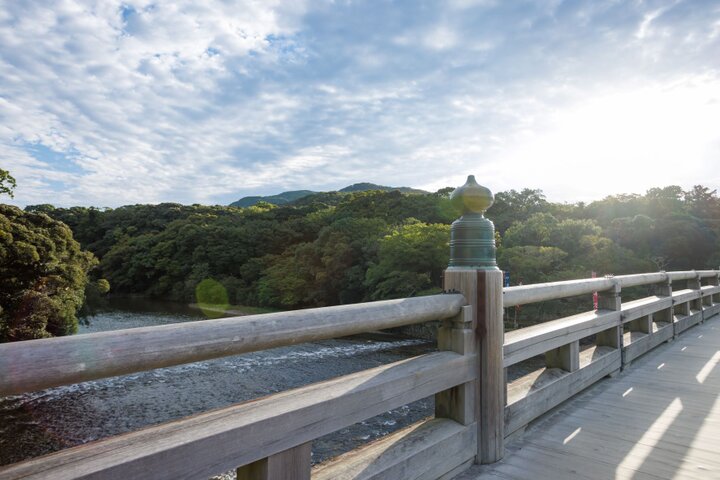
448;175;498;269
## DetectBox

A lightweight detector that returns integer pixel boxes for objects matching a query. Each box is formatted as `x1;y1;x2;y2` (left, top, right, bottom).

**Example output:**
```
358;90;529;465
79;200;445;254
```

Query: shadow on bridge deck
457;314;720;480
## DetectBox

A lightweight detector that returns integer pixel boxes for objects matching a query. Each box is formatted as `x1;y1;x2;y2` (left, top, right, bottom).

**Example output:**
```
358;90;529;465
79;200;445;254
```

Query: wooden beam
545;340;580;372
435;305;477;426
0;352;475;480
503;277;615;307
0;294;465;396
477;269;505;464
312;419;476;480
237;442;311;480
504;309;620;367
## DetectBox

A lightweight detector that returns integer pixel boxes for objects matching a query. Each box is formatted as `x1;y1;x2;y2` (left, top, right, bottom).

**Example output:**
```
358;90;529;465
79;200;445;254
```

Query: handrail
502;268;720;439
503;277;615;307
0;351;476;480
2;268;719;480
0;293;465;397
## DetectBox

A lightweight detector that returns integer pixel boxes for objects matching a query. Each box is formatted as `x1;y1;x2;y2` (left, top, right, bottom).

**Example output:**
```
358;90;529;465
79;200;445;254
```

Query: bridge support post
689;272;704;322
444;175;504;464
596;281;623;373
236;442;311;480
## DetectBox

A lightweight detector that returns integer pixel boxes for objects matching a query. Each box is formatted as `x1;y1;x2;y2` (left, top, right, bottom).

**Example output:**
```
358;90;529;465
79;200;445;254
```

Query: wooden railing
503;269;720;439
1;269;719;480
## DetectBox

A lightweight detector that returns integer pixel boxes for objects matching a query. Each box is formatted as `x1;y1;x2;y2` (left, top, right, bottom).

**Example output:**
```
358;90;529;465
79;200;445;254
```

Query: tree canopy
0;205;97;341
21;184;720;321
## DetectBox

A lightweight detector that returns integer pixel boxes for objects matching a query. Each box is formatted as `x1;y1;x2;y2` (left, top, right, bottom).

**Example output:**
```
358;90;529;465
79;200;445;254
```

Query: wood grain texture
0;352;475;480
0;294;465;396
503;277;615;307
312;419;476;480
456;310;720;480
477;269;505;464
503;309;620;367
237;442;311;480
505;347;620;436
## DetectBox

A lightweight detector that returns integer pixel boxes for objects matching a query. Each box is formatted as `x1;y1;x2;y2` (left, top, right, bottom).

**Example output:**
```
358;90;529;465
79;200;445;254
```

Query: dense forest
0;205;100;341
3;177;719;342
22;184;720;317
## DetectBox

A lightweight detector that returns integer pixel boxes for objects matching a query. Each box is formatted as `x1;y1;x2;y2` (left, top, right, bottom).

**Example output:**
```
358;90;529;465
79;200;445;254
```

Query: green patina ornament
448;175;498;269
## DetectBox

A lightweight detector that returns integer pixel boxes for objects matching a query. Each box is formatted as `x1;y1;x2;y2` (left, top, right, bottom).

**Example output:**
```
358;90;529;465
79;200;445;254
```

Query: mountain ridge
229;183;428;207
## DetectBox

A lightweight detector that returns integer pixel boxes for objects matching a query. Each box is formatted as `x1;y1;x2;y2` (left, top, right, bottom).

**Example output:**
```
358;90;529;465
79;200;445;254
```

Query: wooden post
237;443;312;480
702;275;714;308
545;341;580;372
713;271;720;304
596;281;622;371
436;304;476;426
596;282;621;348
444;175;504;464
627;314;652;335
653;276;675;339
689;272;703;319
445;269;504;464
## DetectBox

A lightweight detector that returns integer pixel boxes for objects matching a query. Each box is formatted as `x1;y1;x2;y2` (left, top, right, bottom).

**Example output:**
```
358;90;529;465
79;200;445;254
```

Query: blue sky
1;0;719;207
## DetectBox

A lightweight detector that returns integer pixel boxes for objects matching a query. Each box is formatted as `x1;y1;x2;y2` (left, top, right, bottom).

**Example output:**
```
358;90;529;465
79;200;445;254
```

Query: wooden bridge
1;177;720;480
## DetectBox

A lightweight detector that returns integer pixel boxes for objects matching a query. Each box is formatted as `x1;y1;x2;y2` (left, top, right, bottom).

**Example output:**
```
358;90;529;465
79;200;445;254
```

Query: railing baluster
596;281;622;373
237;443;312;480
435;305;477;426
545;340;580;372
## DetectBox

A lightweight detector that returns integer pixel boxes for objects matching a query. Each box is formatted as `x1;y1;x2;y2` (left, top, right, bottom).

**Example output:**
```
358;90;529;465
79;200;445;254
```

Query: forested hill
26;185;720;312
229;183;428;207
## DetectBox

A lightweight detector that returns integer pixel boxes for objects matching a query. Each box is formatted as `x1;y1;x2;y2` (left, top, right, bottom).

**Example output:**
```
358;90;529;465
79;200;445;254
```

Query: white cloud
1;0;719;207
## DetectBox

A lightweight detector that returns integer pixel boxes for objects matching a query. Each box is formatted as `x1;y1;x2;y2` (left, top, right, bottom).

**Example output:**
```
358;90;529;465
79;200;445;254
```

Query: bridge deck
458;314;720;480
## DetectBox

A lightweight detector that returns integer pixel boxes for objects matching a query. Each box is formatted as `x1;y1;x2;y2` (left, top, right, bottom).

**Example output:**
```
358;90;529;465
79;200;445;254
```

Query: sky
1;0;719;208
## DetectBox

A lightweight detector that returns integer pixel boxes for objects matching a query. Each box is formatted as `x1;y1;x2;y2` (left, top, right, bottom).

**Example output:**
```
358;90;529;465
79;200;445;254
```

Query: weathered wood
701;285;719;306
312;419;476;480
675;310;703;334
613;272;668;288
596;283;622;351
505;347;620;436
623;322;673;363
671;288;700;304
0;294;465;396
705;303;720;318
237;442;311;480
544;340;579;372
476;269;505;464
626;314;652;334
474;315;720;480
667;270;698;281
687;273;704;314
503;277;614;307
620;296;672;323
504;309;620;367
436;305;476;426
0;352;475;480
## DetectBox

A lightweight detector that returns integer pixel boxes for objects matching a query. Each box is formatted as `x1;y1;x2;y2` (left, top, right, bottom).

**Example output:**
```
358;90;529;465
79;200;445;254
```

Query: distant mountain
229;183;428;208
339;183;428;194
229;190;316;208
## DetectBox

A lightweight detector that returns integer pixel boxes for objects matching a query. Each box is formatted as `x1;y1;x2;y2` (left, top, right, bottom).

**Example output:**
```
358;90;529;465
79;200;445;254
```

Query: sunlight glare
696;351;720;384
503;77;720;201
617;398;683;474
563;427;582;445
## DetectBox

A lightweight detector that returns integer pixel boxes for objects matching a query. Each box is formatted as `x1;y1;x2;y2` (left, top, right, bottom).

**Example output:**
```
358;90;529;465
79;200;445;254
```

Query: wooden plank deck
457;314;720;480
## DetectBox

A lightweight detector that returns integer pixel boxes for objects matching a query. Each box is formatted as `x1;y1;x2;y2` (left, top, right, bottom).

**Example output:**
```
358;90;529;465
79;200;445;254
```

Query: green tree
0;205;96;341
365;221;450;300
0;168;16;198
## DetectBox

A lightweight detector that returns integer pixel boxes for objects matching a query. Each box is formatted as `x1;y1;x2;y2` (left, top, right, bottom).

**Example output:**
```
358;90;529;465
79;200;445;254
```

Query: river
0;298;436;475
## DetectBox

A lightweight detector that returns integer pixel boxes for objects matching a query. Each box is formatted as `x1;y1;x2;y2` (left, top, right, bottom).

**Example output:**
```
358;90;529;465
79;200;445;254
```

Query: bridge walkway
458;314;720;480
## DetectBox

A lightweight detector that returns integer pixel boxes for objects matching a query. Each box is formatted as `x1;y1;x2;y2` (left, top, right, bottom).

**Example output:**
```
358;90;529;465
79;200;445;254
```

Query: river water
0;298;436;474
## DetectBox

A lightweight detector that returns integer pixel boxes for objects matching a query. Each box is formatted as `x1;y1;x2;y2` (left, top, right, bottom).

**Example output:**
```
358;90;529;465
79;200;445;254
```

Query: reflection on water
0;298;435;472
